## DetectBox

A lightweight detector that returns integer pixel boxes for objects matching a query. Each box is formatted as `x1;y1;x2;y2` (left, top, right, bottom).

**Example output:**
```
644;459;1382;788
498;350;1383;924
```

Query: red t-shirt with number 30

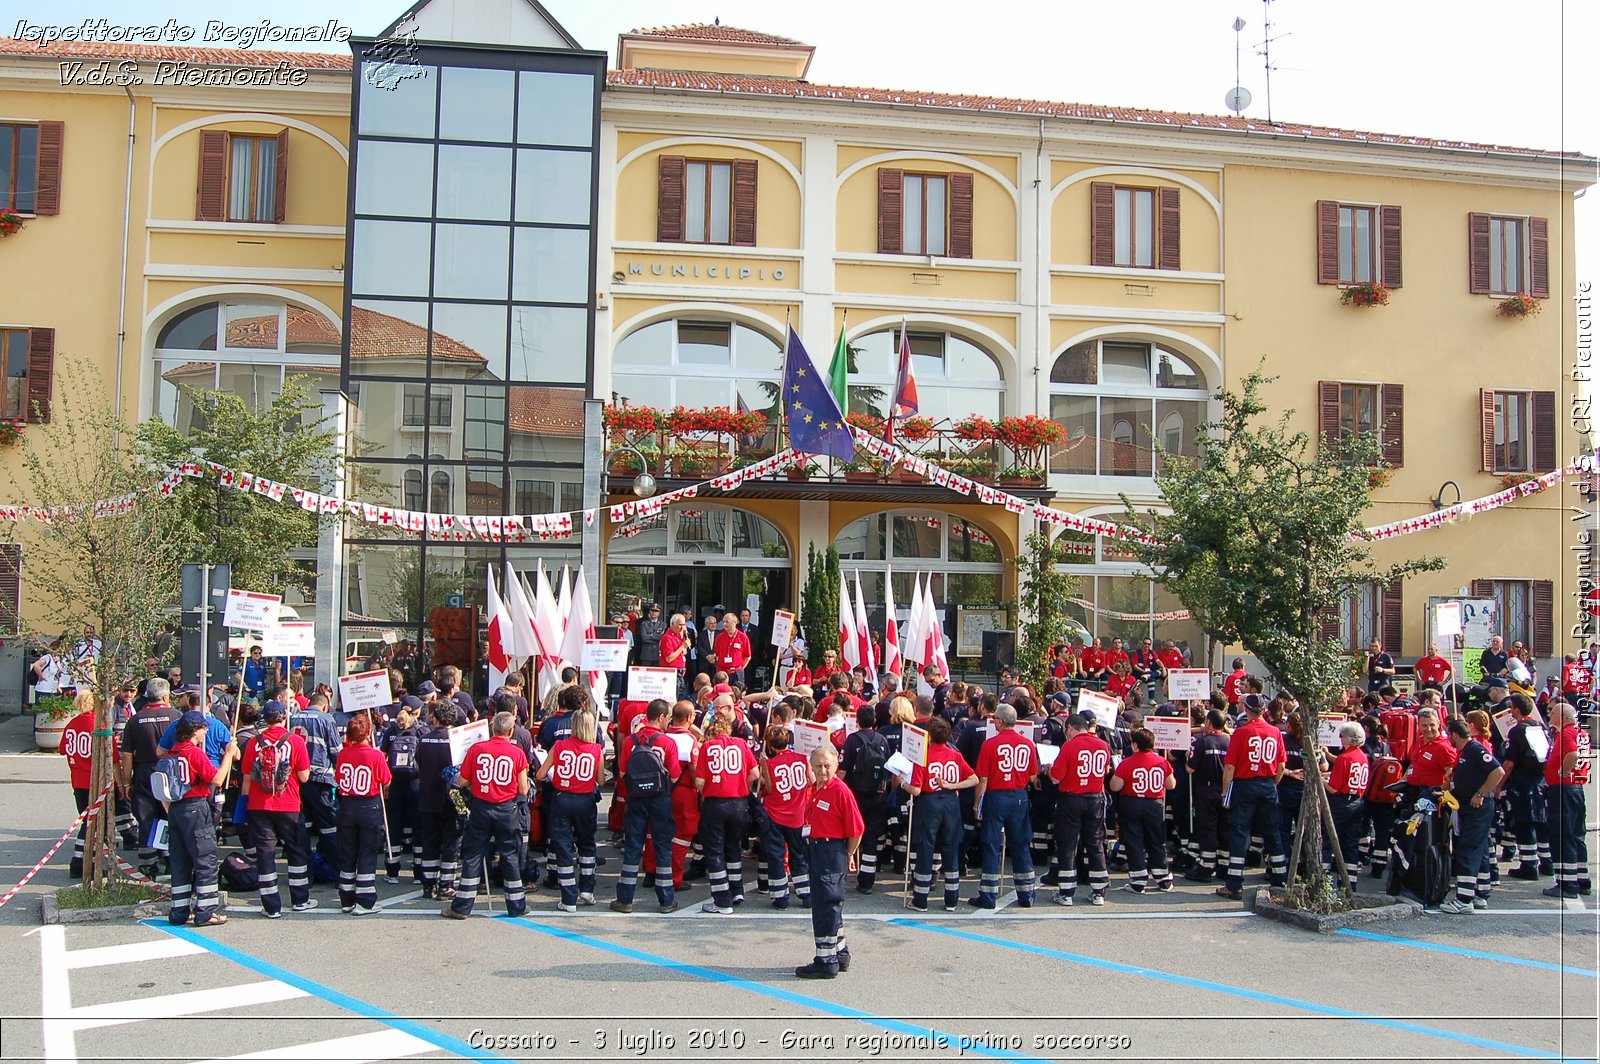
461;736;528;803
547;738;604;794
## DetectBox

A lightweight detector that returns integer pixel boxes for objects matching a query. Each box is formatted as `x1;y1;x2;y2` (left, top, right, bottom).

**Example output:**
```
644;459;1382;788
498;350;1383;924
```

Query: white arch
836;150;1019;204
615;136;804;188
1049;165;1221;217
1049;324;1222;388
612;301;789;345
144;285;343;338
152;112;350;162
846;312;1018;364
832;507;1012;562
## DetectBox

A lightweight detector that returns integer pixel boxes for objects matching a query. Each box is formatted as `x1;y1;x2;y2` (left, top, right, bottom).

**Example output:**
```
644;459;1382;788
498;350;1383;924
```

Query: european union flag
782;325;856;463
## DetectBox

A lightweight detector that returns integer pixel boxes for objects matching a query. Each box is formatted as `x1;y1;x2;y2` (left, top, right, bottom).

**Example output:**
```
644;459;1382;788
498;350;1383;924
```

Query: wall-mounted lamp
1431;480;1462;510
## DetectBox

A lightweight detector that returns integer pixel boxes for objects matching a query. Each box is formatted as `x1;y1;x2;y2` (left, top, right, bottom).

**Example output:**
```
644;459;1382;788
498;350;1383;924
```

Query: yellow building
0;10;1592;696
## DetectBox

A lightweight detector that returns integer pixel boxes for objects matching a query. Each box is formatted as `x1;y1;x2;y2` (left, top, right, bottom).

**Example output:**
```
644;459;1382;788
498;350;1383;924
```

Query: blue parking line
142;919;518;1063
891;919;1579;1063
500;915;1053;1063
1335;928;1598;978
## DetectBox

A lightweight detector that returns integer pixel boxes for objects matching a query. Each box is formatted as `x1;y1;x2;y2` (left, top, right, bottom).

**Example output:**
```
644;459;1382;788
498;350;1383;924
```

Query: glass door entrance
605;563;791;685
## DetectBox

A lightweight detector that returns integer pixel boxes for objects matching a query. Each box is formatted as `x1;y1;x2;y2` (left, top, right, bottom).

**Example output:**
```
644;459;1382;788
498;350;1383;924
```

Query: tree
1012;531;1079;689
1123;368;1442;911
136;375;335;596
800;542;841;668
3;357;186;889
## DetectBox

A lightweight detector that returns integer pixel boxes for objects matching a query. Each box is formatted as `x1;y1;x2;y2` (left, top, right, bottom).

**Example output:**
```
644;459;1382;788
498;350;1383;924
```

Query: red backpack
1380;708;1416;764
1365;755;1405;803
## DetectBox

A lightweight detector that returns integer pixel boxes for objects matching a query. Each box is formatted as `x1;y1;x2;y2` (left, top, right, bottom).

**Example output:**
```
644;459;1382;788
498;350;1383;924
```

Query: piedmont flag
782;325;855;463
852;569;877;677
486;567;516;693
887;319;920;445
839;573;862;670
882;567;902;678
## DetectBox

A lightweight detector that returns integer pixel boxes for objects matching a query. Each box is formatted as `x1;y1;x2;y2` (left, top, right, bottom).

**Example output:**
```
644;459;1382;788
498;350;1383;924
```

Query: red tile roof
607;69;1588;160
0;37;352;68
628;24;804;46
349;307;486;364
509;386;584;437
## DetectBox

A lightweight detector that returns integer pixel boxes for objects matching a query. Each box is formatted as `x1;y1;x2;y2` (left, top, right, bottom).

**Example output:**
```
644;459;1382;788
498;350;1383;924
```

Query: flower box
843;469;881;484
666;405;767;438
1496;293;1541;318
602;404;662;437
1340;281;1390;308
0;209;25;238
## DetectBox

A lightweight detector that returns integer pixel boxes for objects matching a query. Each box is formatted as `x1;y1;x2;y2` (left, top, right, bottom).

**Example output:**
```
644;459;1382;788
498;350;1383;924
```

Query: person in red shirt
1218;694;1286;899
1048;643;1076;681
1221;658;1248;707
647;700;702;891
333;713;393;915
905;716;977;912
1158;641;1187;672
163;715;237;928
1079;639;1108;684
970;704;1039;909
1105;638;1131;673
1105;660;1139;702
1543;702;1592;899
1111;728;1176;893
612;699;683;914
695;713;758;914
659;614;692;699
1325;721;1371;892
758;725;812;910
1049;710;1112;905
1413;643;1453;693
447;711;530;919
1559;654;1593;705
59;691;117;879
1404;709;1458;789
795;743;864;979
240;700;314;917
812;648;842;687
713;612;753;686
537;707;605;912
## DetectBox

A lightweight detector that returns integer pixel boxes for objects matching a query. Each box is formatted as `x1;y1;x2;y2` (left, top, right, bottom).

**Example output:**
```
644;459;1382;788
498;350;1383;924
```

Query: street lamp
605;445;657;498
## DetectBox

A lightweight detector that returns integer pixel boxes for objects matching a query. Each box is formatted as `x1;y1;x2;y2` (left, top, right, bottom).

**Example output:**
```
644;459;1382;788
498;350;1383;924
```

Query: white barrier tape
0;783;112;909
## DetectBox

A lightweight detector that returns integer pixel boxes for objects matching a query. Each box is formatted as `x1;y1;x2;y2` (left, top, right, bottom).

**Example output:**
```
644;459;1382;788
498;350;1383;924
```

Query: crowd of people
56;614;1593;977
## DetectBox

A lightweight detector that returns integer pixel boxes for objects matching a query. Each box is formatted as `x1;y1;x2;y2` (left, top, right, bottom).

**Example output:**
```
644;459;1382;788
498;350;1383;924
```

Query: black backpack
219;852;259;892
386;728;419;779
625;738;671;799
846;730;889;795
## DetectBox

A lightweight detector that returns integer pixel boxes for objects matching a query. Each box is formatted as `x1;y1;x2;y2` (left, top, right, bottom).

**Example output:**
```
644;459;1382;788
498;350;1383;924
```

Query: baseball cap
416;680;439;696
1242;693;1266;713
399;694;423;711
179;710;207;727
261;700;288;721
712;682;734;695
1072;710;1099;729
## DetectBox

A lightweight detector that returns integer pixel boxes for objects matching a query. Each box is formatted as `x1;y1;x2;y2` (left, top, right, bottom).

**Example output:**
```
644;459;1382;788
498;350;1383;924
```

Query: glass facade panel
675;508;727;555
357;65;436;138
511;227;589;303
436;145;512;220
507;384;585;465
518;71;595;146
510;305;586;383
1050;395;1097;474
354;141;434;216
515;149;591;224
434;223;509;301
431;303;505;379
835;514;888;562
351;220;432;297
438;67;514;142
612;320;671;367
347;378;423;460
892;515;941;559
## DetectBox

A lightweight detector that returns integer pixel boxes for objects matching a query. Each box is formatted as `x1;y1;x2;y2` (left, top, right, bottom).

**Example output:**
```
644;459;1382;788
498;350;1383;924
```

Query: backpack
151;754;192;803
1380;709;1416;763
1365;755;1405;804
386;728;419;778
251;735;294;796
625;738;671;799
846;730;889;795
219;852;259;892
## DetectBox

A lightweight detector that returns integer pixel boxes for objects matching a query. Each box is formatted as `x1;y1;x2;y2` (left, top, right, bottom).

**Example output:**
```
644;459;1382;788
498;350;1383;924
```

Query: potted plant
34;693;75;750
669;450;714;478
897;416;936;443
996;415;1065;471
947;455;998;483
0;419;23;447
845;411;886;438
667;405;767;439
0;209;25;238
954;414;997;443
1499;471;1538;490
786;458;819;482
608;449;646;475
602;403;662;442
896;459;927;485
1000;464;1046;488
841;457;882;484
1497;293;1541;318
1365;466;1392;490
1339;281;1390;308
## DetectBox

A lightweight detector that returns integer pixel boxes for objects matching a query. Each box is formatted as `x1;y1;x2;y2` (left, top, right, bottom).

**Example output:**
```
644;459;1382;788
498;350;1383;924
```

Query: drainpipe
114;86;135;452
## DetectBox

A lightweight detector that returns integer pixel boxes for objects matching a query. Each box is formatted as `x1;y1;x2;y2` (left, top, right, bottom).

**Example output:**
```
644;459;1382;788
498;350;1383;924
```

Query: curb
1251;887;1422;933
41;890;230;925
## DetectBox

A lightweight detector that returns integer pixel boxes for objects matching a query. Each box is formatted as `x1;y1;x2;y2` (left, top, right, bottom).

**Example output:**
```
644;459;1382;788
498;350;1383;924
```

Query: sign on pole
1167;669;1210;701
581;640;630;671
626;666;678;703
1148;716;1192;753
1316;712;1349;750
447;718;490;766
770;609;795;648
223;589;281;630
262;621;315;658
1076;689;1122;730
791;719;830;757
901;723;929;767
337;669;391;714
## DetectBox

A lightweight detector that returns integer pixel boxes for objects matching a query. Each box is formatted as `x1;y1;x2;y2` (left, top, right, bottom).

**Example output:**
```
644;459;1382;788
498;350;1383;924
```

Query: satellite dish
1224;86;1253;113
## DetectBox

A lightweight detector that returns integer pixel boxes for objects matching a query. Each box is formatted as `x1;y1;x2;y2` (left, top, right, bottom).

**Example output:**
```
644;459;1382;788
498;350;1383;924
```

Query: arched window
612;318;783;414
607;504;790;564
843;329;1004;423
833;510;1006;607
429;470;451;512
1049;339;1208;478
153;300;340;432
1052;521;1207;667
403;469;424;511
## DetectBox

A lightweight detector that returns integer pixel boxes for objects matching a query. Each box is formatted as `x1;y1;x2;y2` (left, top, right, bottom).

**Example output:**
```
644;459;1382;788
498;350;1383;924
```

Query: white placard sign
337;669;391;714
884;750;915;782
626;667;678;703
1148;716;1192;753
901;723;929;768
1077;689;1122;730
223;589;281;630
262;621;315;658
770;609;796;648
447;718;490;766
1434;601;1462;637
665;731;694;763
582;640;630;671
1168;669;1211;701
1492;705;1546;742
1036;744;1062;770
791;719;830;757
1316;712;1349;750
983;721;1037;745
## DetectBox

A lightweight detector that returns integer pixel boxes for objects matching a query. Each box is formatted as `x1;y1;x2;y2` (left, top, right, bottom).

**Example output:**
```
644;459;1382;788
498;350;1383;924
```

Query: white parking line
182;1028;439;1064
35;927;75;1064
67;980;307;1030
62;938;207;970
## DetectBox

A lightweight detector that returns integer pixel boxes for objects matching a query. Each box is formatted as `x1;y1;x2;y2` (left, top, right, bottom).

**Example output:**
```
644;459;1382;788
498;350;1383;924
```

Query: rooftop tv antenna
1224;17;1252;114
1254;0;1291;122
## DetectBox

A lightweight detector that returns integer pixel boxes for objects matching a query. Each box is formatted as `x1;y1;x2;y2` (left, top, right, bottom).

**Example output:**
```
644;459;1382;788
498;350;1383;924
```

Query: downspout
114;86;135;453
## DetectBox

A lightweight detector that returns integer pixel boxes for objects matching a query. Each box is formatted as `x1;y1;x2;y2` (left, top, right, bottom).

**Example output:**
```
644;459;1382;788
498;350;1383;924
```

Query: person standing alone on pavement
795;743;862;979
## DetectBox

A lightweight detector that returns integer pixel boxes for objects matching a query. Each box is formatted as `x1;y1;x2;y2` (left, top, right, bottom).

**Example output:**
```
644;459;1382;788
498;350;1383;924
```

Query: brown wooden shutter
1532;579;1554;657
25;327;53;424
1531;390;1556;473
1089;182;1115;267
877;168;903;255
0;543;19;637
1316;605;1340;644
1379;205;1402;288
1528;216;1549;299
1316;200;1340;284
1318;380;1340;453
1379;383;1404;467
1469;579;1494;598
33;121;63;216
196;130;227;222
1479;389;1497;472
656;155;685;243
948;172;974;259
1157;186;1180;271
272;128;288;225
1382;579;1403;656
730;159;757;247
1467;212;1491;294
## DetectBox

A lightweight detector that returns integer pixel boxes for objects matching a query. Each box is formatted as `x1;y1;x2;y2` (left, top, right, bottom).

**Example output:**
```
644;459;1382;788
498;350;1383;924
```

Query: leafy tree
136;375;335;596
1012;531;1079;689
3;358;185;888
1123;368;1442;911
800;542;841;668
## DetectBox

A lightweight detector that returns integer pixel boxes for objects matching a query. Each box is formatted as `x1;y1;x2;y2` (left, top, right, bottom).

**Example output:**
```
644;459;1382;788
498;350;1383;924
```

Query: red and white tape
0;783;113;909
